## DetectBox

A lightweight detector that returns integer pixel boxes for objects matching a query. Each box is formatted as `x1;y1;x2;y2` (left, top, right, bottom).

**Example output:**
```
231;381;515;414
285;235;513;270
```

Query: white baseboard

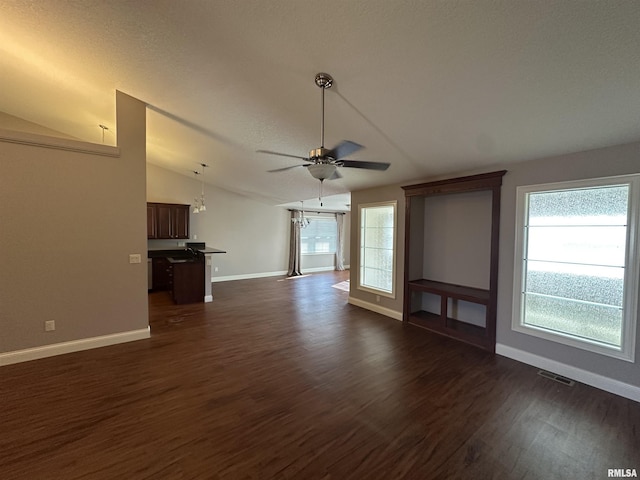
212;270;288;282
302;266;335;273
348;296;403;321
0;327;150;367
496;343;640;403
212;266;350;283
301;265;351;273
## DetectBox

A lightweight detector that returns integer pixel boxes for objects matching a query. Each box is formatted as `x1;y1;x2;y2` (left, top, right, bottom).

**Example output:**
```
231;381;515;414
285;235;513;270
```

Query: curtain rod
287;209;346;215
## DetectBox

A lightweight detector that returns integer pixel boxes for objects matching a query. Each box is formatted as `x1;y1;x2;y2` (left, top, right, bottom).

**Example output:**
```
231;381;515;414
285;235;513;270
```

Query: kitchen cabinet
151;257;172;290
147;204;157;239
149;251;205;304
170;258;205;304
147;202;190;239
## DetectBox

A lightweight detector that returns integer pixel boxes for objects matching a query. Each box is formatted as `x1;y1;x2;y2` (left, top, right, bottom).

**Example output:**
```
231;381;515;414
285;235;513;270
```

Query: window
359;201;397;297
513;175;639;361
301;217;337;254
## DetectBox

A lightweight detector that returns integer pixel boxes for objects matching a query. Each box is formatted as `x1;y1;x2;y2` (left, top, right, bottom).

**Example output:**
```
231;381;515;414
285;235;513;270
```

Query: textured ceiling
2;1;640;210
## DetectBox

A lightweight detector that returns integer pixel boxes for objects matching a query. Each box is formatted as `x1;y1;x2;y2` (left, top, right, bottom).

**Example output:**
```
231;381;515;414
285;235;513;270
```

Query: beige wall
349;185;406;314
420;190;492;289
0;91;149;356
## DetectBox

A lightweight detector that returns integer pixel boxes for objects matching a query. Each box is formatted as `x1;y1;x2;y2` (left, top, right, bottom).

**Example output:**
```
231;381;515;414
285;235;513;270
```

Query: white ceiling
3;1;640;211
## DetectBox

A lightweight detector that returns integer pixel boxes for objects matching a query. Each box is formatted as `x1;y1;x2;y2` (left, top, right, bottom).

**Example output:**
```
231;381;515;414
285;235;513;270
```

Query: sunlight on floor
332;280;350;292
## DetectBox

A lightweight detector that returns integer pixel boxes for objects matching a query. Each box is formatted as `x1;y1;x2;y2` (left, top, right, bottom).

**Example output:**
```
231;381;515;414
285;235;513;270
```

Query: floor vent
537;370;575;387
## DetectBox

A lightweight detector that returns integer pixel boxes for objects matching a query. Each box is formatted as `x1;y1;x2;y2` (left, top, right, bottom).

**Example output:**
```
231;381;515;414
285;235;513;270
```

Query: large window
359;201;397;297
513;175;639;361
301;216;337;254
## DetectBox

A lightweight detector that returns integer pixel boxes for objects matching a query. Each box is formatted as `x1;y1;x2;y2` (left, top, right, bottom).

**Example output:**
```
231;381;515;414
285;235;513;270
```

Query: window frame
300;215;337;255
357;200;398;298
512;174;640;362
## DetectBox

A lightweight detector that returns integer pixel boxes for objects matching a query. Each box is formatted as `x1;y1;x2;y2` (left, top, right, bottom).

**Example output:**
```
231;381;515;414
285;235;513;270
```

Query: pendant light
292;201;310;229
192;164;208;213
192;170;201;214
198;163;207;212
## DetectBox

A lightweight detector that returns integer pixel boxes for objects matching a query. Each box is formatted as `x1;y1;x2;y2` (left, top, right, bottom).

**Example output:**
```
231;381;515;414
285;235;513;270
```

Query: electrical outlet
45;320;55;331
129;254;142;264
214;267;219;272
193;234;198;240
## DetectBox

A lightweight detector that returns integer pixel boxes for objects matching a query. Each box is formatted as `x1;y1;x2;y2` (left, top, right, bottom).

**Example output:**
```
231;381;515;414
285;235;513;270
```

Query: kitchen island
148;244;226;304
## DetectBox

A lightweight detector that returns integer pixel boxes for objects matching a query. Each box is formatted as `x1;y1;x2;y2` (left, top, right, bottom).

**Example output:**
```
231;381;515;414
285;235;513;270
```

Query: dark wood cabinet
402;170;506;352
152;257;172;290
150;253;205;304
147;204;158;239
171;259;205;304
156;204;174;239
172;205;189;239
147;202;190;239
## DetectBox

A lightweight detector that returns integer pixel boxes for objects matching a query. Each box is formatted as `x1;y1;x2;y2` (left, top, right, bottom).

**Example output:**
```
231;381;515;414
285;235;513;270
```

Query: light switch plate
129;254;142;264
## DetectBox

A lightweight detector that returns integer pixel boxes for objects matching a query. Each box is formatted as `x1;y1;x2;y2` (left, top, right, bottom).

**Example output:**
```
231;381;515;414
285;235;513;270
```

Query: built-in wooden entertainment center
402;170;506;352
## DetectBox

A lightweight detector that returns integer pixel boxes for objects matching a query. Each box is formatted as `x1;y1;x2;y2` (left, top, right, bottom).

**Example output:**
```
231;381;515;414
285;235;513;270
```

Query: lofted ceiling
2;1;640;211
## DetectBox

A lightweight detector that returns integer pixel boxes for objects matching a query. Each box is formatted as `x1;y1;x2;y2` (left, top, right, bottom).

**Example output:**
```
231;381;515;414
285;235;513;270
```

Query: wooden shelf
408;279;489;305
408;310;490;349
407;280;491;350
402;170;506;353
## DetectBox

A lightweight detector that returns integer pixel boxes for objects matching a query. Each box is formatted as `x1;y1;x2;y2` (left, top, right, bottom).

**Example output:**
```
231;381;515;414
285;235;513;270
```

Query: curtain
335;213;345;271
287;210;302;276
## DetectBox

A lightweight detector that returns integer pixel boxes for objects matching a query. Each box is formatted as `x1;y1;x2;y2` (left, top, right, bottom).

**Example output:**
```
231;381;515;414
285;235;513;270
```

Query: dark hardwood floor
1;271;638;479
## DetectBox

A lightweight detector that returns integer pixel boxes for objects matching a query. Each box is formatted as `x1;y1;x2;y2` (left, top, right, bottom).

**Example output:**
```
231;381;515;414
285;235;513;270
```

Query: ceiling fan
257;73;390;183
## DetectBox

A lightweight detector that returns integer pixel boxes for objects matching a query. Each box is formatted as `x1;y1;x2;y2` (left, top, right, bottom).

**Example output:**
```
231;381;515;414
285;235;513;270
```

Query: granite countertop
198;247;227;254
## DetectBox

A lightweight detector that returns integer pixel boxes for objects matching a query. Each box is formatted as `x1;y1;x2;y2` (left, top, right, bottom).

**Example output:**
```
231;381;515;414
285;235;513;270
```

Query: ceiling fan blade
257;149;310;161
268;165;309;173
339;160;390;171
328;169;342;180
325;140;363;160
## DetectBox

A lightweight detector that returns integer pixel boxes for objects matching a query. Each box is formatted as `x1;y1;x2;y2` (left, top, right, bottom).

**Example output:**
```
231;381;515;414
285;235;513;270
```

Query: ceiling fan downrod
315;73;333;151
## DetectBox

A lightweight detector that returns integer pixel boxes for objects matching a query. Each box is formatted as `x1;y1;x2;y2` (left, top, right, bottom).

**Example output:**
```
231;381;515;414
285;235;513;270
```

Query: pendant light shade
307;163;337;180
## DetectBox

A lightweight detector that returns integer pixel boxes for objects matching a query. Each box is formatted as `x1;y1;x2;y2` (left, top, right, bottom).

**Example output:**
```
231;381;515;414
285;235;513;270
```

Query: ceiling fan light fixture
307;163;337;180
259;72;390;181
